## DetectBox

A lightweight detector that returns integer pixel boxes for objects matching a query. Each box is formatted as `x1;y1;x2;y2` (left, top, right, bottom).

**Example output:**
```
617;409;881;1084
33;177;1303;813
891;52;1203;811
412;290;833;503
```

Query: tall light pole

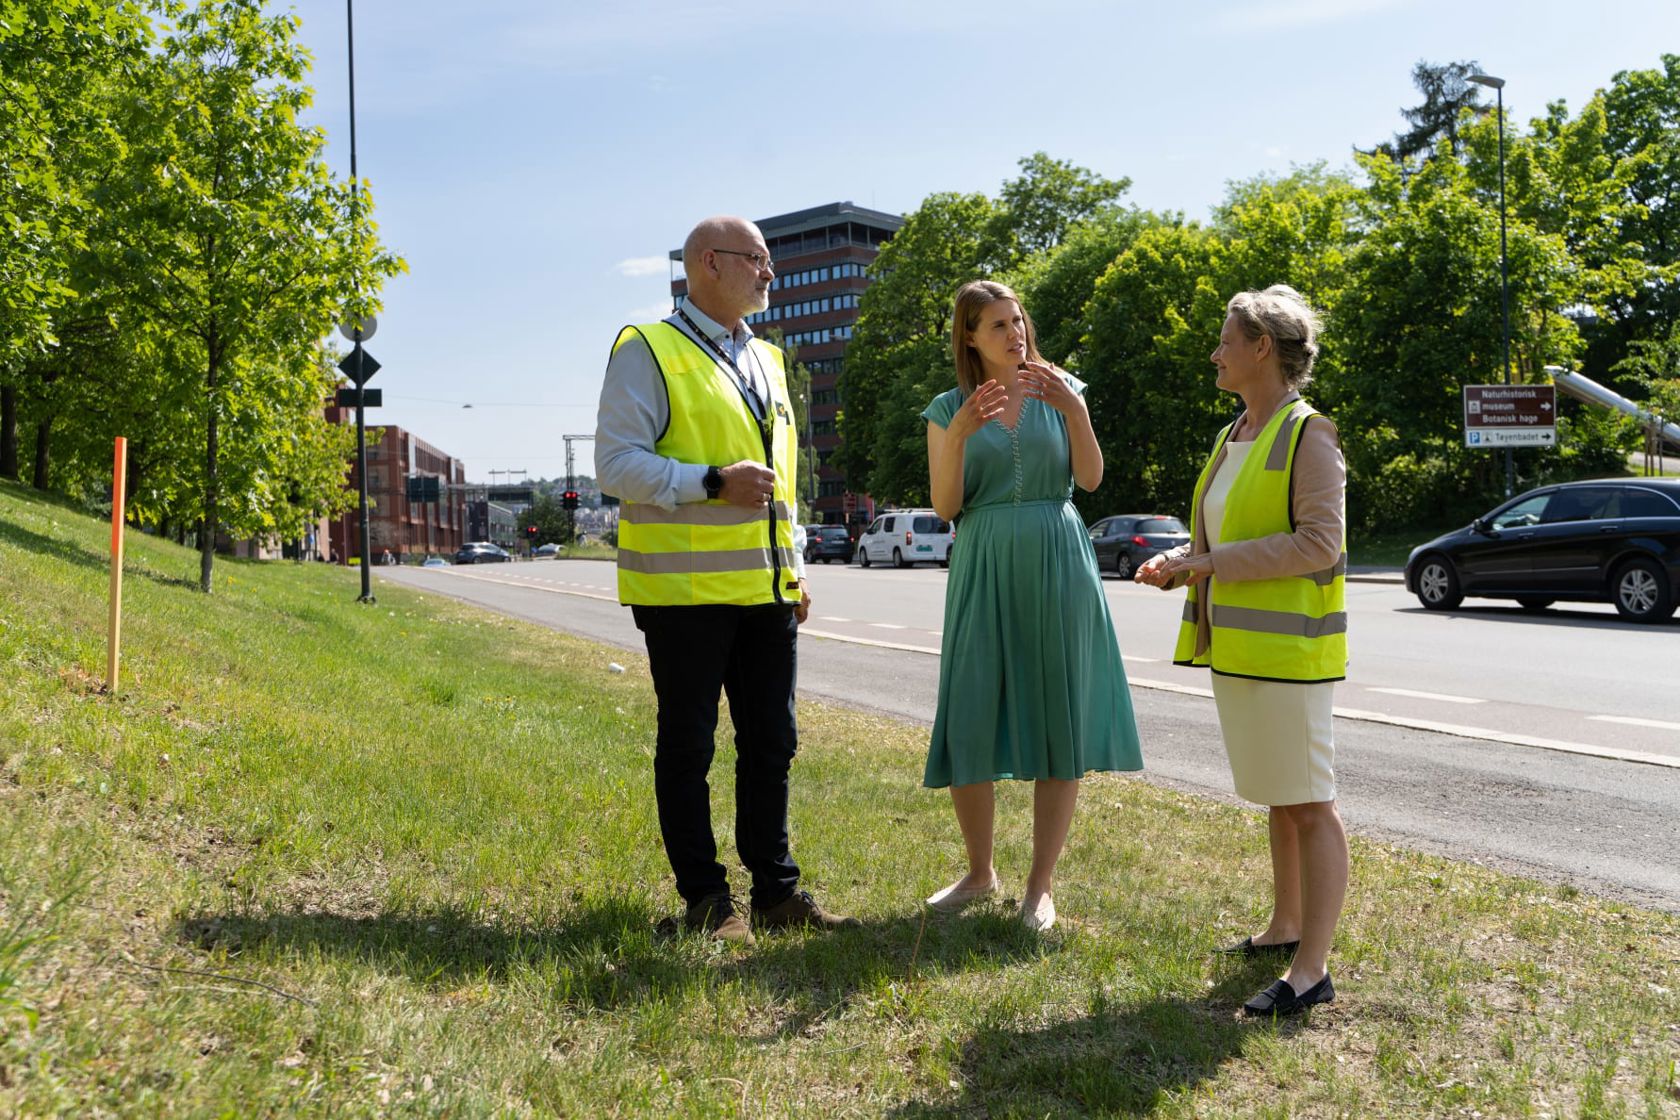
1469;71;1513;498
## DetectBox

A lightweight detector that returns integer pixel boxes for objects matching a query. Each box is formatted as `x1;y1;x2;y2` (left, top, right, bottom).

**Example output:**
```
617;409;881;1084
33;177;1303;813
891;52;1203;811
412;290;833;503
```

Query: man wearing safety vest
595;215;857;948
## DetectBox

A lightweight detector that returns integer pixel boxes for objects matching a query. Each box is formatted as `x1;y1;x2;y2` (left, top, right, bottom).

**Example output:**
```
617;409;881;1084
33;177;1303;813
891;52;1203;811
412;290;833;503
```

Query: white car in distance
856;510;953;569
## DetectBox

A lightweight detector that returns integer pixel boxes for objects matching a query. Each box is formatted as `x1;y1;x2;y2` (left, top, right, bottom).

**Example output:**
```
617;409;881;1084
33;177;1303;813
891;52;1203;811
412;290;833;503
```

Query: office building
323;405;468;562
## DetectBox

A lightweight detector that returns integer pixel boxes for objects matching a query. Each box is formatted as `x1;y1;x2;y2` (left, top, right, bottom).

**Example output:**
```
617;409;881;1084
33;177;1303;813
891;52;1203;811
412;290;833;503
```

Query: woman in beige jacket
1136;284;1348;1018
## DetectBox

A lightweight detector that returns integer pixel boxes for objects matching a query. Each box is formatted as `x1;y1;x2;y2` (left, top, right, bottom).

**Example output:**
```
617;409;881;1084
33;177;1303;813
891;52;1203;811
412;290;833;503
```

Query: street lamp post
1469;71;1513;498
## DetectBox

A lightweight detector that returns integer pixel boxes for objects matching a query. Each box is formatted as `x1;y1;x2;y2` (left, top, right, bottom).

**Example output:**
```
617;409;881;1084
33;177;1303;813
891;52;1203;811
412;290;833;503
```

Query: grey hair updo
1226;284;1323;388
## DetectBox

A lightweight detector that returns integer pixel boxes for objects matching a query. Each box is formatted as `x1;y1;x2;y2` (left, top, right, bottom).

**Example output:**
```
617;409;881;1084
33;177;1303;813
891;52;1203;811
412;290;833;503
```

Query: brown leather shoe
684;893;756;947
753;889;861;931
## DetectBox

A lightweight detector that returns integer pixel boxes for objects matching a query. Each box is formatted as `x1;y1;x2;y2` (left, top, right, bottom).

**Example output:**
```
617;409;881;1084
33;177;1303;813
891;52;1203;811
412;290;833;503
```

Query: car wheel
1114;552;1133;580
1415;555;1463;611
1516;597;1554;611
893;547;907;569
938;558;948;569
1611;557;1675;623
860;548;872;568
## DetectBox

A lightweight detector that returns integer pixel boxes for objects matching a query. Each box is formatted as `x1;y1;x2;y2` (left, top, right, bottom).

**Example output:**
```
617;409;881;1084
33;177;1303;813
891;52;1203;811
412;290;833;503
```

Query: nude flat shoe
1019;893;1056;932
925;876;999;913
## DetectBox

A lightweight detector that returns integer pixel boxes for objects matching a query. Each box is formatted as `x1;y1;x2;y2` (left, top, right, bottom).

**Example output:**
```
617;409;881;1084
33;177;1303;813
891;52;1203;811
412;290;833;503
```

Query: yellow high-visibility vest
1173;400;1347;683
612;321;800;607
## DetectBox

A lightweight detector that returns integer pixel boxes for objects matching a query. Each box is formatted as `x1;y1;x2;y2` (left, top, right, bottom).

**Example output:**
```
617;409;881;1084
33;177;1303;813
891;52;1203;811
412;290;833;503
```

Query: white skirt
1210;674;1336;806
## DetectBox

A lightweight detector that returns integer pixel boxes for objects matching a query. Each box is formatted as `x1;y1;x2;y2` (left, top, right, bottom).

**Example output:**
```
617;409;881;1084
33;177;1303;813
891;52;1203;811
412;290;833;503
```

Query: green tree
95;0;403;591
1366;59;1488;162
0;0;150;478
994;151;1132;258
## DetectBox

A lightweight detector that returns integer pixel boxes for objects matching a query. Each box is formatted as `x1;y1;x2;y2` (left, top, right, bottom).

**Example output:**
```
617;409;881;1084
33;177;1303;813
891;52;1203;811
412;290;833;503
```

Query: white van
856;510;953;568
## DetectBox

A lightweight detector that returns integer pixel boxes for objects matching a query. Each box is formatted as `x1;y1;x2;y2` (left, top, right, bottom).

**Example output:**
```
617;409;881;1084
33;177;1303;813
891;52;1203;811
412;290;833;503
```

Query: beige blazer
1167;393;1347;660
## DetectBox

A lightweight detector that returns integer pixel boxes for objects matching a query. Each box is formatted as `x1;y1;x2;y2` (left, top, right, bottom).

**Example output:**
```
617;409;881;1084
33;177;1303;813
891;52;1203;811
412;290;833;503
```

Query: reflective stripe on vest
1173;401;1348;683
612;321;799;607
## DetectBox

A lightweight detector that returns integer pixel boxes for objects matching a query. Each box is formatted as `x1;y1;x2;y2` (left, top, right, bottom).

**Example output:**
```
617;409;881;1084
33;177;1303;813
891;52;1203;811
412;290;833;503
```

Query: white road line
819;616;852;623
423;568;620;603
1368;687;1486;705
800;628;940;655
870;623;907;630
1589;715;1680;732
1122;655;1159;664
396;572;1680;771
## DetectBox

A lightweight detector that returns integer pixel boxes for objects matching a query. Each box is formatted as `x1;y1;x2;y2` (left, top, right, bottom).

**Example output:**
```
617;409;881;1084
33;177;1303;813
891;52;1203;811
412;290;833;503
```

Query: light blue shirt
594;302;806;576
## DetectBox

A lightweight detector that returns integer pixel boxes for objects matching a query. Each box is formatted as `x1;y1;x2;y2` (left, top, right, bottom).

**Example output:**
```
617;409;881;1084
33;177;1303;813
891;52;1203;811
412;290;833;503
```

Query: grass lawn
1;477;1677;1117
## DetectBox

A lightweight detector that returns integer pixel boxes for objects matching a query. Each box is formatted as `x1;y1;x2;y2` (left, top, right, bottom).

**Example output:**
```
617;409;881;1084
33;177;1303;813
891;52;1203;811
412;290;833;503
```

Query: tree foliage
1;0;404;591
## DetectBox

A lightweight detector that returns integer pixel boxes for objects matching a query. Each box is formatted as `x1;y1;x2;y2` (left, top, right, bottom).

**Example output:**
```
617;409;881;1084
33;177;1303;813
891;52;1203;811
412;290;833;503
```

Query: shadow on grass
0;514;200;590
175;897;1060;1032
890;966;1297;1118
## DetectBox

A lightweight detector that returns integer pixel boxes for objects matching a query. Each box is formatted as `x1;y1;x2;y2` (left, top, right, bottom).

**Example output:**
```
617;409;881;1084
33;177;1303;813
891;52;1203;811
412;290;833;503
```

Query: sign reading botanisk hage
1463;384;1557;447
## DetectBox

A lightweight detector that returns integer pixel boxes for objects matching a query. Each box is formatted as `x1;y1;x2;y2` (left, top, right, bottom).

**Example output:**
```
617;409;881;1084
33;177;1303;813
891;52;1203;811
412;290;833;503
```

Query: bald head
681;215;773;329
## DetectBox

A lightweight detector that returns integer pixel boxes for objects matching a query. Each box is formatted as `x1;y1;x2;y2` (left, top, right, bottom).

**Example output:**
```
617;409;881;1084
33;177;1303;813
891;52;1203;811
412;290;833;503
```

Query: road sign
337;346;381;386
339;314;378;343
1463;384;1556;448
335;387;381;407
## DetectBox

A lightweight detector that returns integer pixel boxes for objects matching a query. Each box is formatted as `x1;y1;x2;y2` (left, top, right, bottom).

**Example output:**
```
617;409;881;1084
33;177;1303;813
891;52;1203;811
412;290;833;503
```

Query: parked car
856;510;953;568
453;542;511;565
805;524;855;564
1404;478;1680;623
420;555;450;568
1088;514;1191;578
532;542;561;558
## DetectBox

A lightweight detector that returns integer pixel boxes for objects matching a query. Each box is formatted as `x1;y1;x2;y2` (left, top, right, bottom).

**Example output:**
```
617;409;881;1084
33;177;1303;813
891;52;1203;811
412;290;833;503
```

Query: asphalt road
377;559;1680;913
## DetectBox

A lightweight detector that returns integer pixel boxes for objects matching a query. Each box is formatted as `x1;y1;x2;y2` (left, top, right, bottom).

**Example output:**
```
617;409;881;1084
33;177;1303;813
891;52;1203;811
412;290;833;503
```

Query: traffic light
525;525;538;539
562;489;579;510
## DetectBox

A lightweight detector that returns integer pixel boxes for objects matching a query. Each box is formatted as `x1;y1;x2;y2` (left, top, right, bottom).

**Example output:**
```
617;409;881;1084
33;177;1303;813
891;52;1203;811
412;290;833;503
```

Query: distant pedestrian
1135;284;1349;1017
594;214;847;948
920;280;1143;933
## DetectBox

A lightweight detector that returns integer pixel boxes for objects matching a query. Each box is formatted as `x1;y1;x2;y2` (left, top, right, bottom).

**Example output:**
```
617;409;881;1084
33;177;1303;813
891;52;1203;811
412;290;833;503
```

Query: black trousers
632;602;801;909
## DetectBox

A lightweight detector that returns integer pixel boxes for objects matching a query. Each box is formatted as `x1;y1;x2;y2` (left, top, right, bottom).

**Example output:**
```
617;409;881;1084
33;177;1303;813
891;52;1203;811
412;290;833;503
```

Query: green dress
921;377;1144;788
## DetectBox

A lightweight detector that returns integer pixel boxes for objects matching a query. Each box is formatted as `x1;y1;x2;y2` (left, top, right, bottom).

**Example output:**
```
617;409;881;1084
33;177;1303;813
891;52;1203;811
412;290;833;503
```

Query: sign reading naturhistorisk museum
1462;384;1557;447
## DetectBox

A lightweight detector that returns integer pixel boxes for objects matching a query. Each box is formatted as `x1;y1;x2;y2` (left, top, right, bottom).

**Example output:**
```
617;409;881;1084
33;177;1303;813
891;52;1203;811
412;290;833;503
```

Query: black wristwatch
703;465;723;500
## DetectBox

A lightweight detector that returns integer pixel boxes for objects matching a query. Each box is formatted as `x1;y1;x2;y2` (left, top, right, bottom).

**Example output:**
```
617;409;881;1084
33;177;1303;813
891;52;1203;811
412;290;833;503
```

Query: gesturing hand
949;379;1009;440
717;460;777;508
1018;361;1083;416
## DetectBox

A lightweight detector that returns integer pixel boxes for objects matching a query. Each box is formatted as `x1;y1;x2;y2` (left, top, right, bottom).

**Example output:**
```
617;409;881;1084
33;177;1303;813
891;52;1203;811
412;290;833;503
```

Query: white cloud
1213;0;1409;33
615;256;670;278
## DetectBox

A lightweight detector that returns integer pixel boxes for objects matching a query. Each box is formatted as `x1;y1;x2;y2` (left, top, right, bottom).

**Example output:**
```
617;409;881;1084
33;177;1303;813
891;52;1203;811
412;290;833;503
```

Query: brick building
669;201;903;526
324;406;468;562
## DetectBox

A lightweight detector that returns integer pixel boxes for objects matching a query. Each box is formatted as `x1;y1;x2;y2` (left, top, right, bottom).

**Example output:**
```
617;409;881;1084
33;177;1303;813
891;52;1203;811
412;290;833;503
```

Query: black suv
1405;478;1680;623
805;525;855;564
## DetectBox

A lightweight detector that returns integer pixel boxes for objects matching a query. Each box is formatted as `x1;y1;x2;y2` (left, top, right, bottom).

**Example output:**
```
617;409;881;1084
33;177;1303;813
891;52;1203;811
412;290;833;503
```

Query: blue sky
281;0;1679;479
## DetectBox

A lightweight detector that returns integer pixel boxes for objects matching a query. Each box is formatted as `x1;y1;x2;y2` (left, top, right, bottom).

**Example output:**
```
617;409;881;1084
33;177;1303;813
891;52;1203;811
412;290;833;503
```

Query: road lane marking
819;616;852;622
1327;706;1680;769
800;628;939;654
414;568;620;603
869;623;907;630
1122;655;1159;664
1589;715;1680;732
386;572;1680;770
1368;688;1486;705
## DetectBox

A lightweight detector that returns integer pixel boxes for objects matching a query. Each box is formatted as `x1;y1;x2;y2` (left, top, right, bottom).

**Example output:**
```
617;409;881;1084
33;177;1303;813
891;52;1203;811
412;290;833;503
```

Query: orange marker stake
108;436;128;692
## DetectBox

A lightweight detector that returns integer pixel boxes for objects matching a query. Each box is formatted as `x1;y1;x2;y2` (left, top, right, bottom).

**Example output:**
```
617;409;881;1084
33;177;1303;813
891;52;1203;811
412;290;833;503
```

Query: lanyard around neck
676;308;768;421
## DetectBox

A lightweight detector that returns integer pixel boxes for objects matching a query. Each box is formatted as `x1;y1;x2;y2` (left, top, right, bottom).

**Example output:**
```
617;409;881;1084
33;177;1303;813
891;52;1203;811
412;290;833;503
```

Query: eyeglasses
712;248;775;271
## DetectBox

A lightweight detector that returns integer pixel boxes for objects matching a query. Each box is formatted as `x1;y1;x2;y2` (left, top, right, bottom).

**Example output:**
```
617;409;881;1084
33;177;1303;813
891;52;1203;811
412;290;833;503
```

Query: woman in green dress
921;280;1143;932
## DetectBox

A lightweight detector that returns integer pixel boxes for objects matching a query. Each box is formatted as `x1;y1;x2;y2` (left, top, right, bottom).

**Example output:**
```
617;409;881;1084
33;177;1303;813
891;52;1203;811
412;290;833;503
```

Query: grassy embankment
0;478;1677;1117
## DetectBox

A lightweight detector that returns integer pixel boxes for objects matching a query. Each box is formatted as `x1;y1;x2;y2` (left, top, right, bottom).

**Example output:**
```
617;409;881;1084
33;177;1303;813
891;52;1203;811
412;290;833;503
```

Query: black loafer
1243;973;1334;1017
1216;935;1301;958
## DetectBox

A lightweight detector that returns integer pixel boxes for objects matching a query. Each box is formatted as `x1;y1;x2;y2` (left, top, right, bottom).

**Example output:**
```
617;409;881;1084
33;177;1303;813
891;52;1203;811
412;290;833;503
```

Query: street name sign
1463;384;1556;448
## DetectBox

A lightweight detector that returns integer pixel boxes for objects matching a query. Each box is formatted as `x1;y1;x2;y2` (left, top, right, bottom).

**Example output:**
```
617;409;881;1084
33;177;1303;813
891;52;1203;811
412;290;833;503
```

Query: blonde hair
951;280;1044;394
1226;284;1323;388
